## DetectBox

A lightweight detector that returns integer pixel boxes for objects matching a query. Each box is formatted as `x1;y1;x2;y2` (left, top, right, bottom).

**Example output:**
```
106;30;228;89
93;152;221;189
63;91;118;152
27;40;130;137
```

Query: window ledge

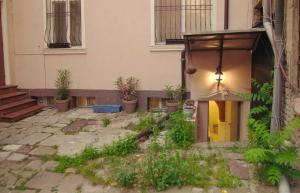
43;48;87;55
149;44;184;52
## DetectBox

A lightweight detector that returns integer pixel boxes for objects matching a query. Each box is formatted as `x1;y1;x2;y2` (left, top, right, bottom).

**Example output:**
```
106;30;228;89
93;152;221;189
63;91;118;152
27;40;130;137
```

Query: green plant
164;85;185;102
55;69;71;100
136;113;156;132
52;147;100;173
165;111;195;148
100;135;139;157
115;164;137;188
144;151;210;191
115;77;139;101
243;80;300;185
102;117;111;128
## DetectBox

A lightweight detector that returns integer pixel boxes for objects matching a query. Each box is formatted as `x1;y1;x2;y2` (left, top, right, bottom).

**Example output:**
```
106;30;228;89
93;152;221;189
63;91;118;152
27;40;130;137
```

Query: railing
154;0;213;44
45;0;82;48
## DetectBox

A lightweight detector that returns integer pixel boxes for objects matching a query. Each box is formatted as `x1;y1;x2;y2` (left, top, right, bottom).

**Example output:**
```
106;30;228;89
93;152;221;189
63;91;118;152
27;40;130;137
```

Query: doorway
208;101;239;142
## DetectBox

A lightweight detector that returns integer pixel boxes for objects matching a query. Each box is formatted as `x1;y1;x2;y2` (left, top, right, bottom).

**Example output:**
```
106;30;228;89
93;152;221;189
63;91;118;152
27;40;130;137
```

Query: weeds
102;118;111;128
165;111;195;148
99;135;139;157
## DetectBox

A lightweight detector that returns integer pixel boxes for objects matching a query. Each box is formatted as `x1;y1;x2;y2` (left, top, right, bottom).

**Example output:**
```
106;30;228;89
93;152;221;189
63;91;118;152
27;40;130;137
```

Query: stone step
1;105;44;122
0;92;27;105
0;99;36;116
0;85;18;95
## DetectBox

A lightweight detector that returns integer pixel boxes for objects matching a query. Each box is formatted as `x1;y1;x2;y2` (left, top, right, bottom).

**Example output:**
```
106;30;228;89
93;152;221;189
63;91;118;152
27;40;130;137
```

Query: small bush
102;118;111;128
100;135;139;157
165;111;195;148
115;164;137;188
136;113;156;132
144;151;209;191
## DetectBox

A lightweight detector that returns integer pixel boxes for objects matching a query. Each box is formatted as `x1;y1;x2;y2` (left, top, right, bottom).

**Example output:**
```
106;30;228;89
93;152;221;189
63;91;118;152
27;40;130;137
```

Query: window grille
45;0;82;48
155;0;213;44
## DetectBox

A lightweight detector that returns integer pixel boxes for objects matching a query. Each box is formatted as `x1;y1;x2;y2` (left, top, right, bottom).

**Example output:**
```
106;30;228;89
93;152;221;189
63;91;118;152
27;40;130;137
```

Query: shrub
55;69;71;100
115;164;137;188
144;151;209;191
165;111;195;148
115;77;139;101
100;135;139;157
102;118;111;128
243;80;300;185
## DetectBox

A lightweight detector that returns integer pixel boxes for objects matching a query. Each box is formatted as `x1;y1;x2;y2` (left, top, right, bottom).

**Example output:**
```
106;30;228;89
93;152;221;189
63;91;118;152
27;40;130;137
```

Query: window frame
150;0;217;49
43;0;86;49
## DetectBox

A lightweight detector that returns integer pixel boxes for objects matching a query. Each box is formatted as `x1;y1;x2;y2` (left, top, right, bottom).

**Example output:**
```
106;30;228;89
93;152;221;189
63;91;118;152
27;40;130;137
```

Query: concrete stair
0;85;44;122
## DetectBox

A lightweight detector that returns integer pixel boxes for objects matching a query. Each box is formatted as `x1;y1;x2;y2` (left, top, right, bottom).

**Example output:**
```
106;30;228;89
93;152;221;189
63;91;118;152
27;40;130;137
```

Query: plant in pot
164;85;185;113
55;69;71;112
115;76;139;114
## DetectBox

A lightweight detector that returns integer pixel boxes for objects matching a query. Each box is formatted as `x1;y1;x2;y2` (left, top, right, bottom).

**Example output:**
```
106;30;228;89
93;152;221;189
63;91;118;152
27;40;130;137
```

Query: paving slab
57;142;87;156
0;187;10;193
26;171;64;190
41;161;59;171
29;146;56;156
7;153;28;162
17;133;51;145
25;160;44;170
2;144;22;152
57;174;88;193
0;171;18;188
11;190;36;193
16;145;33;154
229;160;250;180
0;151;11;161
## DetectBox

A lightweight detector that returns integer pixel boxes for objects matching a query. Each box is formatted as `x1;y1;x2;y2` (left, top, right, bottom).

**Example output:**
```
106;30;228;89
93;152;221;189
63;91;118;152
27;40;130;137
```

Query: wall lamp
215;67;224;88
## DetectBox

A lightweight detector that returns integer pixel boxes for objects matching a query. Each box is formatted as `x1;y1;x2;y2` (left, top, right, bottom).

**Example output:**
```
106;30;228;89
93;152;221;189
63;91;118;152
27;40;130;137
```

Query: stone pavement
0;108;140;193
0;107;292;193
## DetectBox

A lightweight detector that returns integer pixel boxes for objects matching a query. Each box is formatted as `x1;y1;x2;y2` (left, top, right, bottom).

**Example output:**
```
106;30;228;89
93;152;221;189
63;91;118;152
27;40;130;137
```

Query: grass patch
102;118;111;128
99;135;139;157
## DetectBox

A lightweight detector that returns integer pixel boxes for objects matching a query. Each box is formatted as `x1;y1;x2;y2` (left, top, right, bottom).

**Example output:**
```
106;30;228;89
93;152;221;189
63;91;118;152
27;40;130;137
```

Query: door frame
195;90;250;143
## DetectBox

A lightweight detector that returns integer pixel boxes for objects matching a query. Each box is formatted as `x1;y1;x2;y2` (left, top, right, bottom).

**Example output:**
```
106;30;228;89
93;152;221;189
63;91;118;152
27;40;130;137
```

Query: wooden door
0;2;5;86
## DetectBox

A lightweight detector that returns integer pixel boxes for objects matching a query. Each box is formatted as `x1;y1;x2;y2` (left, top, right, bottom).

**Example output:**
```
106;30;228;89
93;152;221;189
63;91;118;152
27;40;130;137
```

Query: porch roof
183;28;265;52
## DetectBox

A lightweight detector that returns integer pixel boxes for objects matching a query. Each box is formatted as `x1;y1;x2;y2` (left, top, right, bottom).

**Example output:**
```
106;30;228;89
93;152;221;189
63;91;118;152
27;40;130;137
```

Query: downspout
224;0;229;30
263;0;283;132
263;0;289;193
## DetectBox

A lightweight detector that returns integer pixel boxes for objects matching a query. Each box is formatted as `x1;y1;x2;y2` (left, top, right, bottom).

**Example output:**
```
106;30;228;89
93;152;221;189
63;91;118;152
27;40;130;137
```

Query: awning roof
183;29;265;52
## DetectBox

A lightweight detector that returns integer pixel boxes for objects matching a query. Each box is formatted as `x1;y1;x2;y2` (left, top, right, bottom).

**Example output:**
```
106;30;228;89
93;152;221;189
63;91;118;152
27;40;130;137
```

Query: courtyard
0;107;288;193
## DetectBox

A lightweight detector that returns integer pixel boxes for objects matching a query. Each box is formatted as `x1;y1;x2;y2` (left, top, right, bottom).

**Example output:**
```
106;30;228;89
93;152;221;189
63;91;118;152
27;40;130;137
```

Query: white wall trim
150;0;155;46
2;0;11;84
211;0;217;31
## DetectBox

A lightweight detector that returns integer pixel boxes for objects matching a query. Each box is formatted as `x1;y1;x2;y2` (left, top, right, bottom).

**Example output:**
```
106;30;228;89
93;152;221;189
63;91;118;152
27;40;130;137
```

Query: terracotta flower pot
122;99;137;114
55;99;69;112
166;100;179;113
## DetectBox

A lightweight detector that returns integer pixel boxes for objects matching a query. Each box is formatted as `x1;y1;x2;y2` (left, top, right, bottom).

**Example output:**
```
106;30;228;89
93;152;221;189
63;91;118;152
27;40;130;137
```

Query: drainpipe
263;0;289;193
263;0;283;132
224;0;229;30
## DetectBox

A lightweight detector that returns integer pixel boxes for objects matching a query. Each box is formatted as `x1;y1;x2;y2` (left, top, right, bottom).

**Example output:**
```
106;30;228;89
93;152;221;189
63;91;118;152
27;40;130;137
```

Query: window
45;0;82;48
154;0;213;44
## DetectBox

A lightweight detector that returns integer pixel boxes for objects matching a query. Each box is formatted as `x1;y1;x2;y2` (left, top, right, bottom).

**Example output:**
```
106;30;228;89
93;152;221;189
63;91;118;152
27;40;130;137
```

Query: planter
55;99;69;112
122;99;137;114
166;100;179;113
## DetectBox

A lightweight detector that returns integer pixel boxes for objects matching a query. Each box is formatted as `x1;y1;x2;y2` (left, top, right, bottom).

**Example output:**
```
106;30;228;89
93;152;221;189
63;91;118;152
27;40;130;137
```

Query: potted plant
164;85;185;113
55;69;71;112
115;76;139;114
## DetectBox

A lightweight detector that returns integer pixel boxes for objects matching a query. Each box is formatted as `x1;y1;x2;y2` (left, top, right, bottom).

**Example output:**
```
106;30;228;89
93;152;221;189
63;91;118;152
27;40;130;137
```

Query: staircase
0;85;44;122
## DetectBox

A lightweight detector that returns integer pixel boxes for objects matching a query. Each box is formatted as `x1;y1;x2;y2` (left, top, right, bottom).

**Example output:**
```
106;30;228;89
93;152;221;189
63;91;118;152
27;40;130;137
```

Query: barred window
45;0;82;48
155;0;213;44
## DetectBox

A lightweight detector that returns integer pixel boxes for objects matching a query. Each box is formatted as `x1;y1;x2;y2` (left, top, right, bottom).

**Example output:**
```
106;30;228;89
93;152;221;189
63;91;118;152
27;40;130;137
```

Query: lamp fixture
215;68;224;82
215;67;223;88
